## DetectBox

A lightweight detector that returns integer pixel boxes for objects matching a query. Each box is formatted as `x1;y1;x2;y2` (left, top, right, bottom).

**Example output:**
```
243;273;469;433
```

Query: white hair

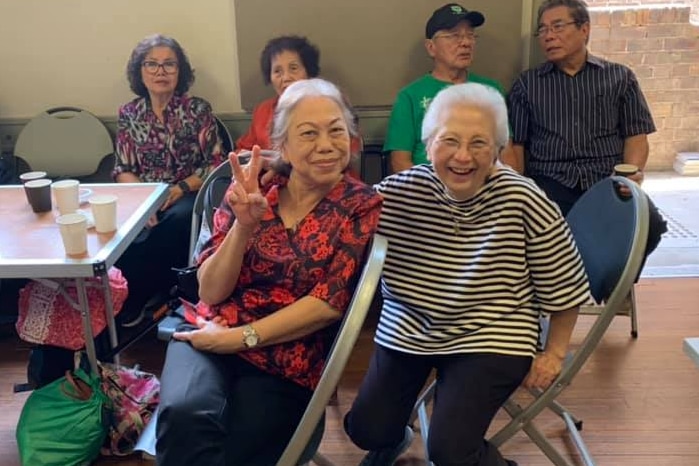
421;83;510;151
269;78;358;150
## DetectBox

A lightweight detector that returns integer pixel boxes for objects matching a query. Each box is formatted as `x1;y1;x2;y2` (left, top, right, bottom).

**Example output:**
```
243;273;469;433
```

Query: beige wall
1;1;696;169
0;0;241;118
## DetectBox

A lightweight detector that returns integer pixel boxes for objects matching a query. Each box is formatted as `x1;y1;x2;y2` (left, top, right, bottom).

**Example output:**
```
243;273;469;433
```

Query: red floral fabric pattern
195;173;382;389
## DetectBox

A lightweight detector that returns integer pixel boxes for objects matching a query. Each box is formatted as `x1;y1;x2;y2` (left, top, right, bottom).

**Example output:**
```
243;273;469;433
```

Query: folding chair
411;176;649;466
214;115;234;155
14;107;113;178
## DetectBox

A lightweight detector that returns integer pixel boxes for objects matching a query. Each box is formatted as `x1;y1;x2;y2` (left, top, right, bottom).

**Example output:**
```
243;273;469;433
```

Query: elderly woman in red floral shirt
155;78;382;465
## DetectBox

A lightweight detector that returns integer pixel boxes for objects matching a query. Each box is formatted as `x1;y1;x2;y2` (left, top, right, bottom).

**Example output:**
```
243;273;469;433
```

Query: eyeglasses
435;137;492;156
534;21;578;37
142;60;179;74
432;31;479;43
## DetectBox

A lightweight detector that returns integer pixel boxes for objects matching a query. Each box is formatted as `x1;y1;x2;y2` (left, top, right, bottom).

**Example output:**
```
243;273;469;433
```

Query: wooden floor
2;277;699;466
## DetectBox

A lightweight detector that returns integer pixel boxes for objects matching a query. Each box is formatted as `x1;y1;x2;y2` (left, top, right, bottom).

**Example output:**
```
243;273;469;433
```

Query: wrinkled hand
523;351;564;390
615;170;644;197
161;185;184;211
227;145;269;229
172;316;237;353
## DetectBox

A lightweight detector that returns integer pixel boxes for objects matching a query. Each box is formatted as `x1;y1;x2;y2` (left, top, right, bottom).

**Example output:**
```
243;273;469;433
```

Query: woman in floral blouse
155;78;382;465
113;34;223;327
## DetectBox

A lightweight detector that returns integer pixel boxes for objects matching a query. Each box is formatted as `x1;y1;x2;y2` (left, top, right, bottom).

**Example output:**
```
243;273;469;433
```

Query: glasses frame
434;137;494;157
432;31;479;43
534;20;579;37
141;60;179;75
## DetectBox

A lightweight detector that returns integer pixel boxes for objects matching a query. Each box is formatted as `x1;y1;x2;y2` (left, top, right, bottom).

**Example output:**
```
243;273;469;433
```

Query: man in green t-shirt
384;3;507;173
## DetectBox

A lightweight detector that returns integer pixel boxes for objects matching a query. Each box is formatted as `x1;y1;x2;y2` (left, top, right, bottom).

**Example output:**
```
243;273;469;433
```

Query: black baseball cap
425;3;486;39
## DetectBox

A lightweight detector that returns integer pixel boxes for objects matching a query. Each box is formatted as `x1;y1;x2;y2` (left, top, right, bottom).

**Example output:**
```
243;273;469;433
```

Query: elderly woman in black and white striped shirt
345;82;591;466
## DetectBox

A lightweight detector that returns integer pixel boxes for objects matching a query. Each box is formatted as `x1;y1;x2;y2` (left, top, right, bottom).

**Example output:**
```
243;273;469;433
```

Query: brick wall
587;0;699;26
587;4;699;169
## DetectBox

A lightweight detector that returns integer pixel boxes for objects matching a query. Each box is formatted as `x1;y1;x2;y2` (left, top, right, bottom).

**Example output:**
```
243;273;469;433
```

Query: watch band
177;180;191;193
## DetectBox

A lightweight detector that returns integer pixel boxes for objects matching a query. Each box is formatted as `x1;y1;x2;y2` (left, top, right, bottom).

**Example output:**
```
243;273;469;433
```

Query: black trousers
345;344;531;466
156;334;313;466
531;174;667;260
116;193;195;316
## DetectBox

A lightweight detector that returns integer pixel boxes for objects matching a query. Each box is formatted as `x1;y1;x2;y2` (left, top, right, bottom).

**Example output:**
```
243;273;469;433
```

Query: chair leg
417;402;432;466
497;399;577;466
521;421;577;466
544;398;583;430
630;285;639;339
409;380;436;425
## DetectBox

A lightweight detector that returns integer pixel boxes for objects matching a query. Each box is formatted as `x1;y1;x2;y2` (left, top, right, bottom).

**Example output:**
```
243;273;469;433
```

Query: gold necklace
448;206;468;236
279;190;323;232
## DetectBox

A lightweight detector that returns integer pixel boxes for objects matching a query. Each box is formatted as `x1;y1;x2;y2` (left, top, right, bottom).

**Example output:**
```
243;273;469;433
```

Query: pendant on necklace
453;221;460;236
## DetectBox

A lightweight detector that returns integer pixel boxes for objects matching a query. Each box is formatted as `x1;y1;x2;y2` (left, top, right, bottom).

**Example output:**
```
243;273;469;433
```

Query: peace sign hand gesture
227;145;269;231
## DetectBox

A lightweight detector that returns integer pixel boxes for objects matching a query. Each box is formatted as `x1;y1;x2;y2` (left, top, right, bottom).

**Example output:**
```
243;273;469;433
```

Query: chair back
558;176;649;379
277;234;388;466
567;176;647;303
187;160;232;264
214;116;234;155
14;107;113;178
360;143;389;185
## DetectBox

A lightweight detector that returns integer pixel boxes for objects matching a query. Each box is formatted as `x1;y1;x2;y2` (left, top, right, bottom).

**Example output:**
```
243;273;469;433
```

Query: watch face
244;334;259;348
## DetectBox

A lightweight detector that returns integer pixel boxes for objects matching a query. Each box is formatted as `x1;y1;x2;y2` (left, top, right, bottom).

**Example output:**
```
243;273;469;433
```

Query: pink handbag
15;267;128;350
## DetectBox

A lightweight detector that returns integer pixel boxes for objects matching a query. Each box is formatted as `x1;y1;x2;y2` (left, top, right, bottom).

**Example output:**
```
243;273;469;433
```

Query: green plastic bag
16;367;109;466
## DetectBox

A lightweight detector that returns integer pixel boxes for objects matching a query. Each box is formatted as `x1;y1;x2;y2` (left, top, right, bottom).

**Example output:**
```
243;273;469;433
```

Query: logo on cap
450;5;463;14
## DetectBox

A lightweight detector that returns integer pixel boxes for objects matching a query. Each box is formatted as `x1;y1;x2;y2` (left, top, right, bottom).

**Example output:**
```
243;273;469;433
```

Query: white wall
0;0;241;118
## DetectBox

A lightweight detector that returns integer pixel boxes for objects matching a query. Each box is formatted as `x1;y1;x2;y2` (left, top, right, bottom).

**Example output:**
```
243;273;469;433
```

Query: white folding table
0;182;168;373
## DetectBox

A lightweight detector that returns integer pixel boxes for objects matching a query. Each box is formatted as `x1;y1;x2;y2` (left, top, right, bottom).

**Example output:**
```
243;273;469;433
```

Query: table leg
100;271;121;365
75;277;99;374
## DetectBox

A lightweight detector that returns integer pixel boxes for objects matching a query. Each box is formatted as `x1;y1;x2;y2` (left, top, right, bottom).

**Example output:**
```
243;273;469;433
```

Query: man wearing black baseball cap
383;3;507;174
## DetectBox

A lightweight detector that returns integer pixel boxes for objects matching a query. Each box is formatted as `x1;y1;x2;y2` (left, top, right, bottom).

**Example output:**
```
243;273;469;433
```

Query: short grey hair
422;83;510;151
269;78;359;152
537;0;590;27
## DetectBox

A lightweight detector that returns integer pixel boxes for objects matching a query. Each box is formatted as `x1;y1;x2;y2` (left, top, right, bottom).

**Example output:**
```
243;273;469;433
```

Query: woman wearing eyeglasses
112;34;223;328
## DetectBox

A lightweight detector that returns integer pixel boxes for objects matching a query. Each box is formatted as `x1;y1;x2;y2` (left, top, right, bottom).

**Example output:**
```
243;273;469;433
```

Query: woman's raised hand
227;145;269;230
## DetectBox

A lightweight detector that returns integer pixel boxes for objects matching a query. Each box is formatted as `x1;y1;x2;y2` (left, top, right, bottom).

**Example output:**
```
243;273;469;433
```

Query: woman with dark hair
113;34;223;327
235;35;320;150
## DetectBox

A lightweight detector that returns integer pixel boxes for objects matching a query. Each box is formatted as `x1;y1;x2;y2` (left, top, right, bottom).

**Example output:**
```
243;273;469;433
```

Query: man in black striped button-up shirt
506;0;665;255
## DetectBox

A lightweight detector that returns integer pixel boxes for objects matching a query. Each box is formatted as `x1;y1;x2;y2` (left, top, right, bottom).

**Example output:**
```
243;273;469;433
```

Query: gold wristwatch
242;324;260;348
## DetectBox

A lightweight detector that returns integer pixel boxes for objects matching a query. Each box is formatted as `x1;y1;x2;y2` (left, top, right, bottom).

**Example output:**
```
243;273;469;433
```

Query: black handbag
172;266;199;304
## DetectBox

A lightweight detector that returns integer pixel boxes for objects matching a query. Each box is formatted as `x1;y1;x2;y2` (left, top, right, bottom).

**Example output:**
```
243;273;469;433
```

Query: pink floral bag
15;267;128;350
99;362;160;456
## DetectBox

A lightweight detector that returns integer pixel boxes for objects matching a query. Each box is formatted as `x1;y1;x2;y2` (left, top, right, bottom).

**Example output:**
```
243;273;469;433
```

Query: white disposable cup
56;213;88;255
52;179;80;215
19;171;47;183
89;195;118;233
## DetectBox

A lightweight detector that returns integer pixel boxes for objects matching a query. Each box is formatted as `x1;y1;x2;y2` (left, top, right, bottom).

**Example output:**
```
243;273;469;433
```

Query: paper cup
56;213;88;255
25;179;53;213
52;179;80;215
89;194;118;233
613;163;639;177
19;171;47;183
